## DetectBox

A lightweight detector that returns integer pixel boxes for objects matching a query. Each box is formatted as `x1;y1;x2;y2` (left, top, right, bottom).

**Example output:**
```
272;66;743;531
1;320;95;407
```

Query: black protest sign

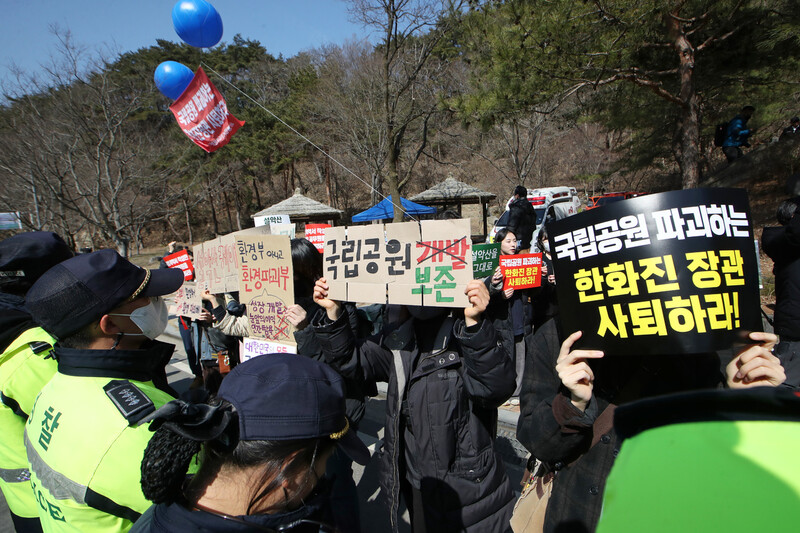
549;188;760;355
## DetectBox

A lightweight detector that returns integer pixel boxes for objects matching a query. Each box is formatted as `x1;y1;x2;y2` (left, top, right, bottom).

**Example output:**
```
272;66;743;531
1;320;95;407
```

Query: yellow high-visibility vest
0;327;57;519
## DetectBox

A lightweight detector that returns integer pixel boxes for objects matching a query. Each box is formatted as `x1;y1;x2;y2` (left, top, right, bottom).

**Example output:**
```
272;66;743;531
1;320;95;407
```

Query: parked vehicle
587;191;647;210
487;186;581;244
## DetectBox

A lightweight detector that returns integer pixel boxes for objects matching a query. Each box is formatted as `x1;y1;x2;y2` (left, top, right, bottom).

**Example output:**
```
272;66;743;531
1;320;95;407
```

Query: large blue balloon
172;0;223;49
154;61;195;100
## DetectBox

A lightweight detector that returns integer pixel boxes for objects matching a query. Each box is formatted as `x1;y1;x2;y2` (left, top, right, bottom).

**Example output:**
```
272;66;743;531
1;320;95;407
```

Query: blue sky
1;0;374;90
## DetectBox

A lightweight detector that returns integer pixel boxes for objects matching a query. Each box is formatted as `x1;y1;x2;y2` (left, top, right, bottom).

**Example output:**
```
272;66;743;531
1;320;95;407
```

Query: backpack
714;122;729;147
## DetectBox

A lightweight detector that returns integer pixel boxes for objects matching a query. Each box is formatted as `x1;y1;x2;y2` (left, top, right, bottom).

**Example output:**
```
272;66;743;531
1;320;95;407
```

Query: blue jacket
723;114;751;147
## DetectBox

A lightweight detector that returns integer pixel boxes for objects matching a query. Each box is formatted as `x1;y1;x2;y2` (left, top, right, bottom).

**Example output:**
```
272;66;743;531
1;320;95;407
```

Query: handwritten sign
239;337;298;363
192;226;272;294
323;219;473;307
550;188;760;355
305;223;331;253
173;281;204;319
235;235;295;343
472;243;501;278
192;242;207;291
500;253;542;290
163;250;195;281
254;214;289;227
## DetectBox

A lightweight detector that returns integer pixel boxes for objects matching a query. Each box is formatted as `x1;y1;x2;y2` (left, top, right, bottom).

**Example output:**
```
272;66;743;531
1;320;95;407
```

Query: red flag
169;68;244;153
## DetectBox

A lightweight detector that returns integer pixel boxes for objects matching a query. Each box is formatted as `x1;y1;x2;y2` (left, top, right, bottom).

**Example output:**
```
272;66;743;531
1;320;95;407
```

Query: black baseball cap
217;353;371;466
0;232;73;283
25;249;184;339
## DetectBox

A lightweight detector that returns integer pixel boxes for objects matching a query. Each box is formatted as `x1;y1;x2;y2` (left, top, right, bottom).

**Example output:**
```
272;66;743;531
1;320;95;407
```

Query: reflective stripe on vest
25;427;88;504
0;467;30;483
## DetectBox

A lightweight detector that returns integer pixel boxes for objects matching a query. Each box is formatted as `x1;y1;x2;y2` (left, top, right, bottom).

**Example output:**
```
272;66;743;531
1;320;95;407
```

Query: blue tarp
351;195;436;222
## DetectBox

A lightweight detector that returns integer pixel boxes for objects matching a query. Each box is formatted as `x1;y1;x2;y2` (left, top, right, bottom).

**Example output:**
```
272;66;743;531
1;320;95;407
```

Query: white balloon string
201;62;418;223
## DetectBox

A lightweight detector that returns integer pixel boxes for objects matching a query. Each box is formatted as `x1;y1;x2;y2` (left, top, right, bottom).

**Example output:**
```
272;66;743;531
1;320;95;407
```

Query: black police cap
25;249;184;339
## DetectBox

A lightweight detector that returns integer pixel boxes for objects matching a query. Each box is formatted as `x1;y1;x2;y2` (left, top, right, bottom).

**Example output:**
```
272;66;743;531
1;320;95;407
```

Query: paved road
1;316;528;532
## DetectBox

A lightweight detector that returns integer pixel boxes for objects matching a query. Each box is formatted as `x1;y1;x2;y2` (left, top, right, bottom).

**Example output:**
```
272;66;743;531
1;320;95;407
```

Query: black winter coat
506;198;536;249
485;277;534;358
0;293;35;353
313;312;516;533
516;318;724;533
762;218;800;340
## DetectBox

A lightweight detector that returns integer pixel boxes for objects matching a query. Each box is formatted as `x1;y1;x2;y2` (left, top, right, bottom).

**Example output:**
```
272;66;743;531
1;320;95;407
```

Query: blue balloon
172;0;223;49
154;61;195;100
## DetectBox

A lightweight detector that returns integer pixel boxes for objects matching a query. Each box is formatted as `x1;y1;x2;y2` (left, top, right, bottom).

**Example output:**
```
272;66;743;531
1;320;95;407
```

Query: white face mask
110;297;169;340
542;241;550;253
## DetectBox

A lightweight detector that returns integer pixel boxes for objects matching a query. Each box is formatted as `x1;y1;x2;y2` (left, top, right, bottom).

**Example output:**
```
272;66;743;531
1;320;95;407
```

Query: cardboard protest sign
472;243;501;278
254;214;289;227
169;68;244;153
198;237;224;293
173;281;204;319
323;219;473;307
500;253;542;290
192;226;273;294
549;188;760;355
163;250;195;281
239;337;297;363
235;235;295;344
305;223;331;253
192;242;206;290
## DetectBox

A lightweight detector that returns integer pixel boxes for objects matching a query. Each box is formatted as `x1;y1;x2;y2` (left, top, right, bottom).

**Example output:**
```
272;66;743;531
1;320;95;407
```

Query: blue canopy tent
351;195;437;222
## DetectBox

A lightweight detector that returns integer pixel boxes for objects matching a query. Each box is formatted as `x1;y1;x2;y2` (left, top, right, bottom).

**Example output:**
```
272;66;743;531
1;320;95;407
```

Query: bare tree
347;0;464;220
0;31;183;255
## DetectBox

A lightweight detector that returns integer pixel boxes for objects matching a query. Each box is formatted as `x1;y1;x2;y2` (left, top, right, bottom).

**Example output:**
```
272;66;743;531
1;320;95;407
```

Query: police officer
23;249;184;532
0;232;73;533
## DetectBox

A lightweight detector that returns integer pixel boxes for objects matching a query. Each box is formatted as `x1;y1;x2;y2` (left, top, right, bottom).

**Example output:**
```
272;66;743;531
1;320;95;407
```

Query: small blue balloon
172;0;224;49
154;61;195;100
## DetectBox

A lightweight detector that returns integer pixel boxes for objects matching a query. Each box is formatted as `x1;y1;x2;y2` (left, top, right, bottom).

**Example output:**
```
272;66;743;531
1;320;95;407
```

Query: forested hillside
1;0;798;254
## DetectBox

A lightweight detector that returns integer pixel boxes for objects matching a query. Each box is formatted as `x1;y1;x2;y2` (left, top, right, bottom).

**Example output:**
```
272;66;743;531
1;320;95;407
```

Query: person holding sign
486;229;534;406
515;317;787;533
762;197;800;387
312;277;516;533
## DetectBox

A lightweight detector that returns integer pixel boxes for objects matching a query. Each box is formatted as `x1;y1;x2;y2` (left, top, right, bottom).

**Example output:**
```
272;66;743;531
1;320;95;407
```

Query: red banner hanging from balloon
169;67;244;153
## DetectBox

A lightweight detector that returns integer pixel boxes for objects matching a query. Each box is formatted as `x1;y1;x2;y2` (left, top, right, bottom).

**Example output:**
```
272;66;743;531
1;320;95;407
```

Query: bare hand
313;278;341;321
198;309;213;323
726;332;785;388
542;263;548;277
285;304;308;330
464;280;490;327
168;241;177;253
503;287;514;299
201;290;220;308
548;274;556;285
555;331;604;412
491;267;503;285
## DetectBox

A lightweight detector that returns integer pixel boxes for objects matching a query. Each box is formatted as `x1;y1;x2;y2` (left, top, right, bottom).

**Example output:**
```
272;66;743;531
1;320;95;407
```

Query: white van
487;186;581;245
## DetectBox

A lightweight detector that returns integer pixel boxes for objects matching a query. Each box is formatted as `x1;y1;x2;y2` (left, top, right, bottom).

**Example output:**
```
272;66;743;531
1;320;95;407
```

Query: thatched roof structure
411;176;496;238
252;189;342;223
410;176;496;205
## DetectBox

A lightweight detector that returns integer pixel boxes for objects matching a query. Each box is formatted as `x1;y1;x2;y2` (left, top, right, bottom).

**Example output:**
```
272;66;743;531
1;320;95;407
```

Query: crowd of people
1;185;798;533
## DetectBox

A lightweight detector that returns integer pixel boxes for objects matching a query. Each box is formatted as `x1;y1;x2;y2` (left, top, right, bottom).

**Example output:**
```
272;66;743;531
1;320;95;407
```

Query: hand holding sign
555;331;605;412
726;331;785;388
314;277;342;321
464;280;490;327
285;304;309;331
